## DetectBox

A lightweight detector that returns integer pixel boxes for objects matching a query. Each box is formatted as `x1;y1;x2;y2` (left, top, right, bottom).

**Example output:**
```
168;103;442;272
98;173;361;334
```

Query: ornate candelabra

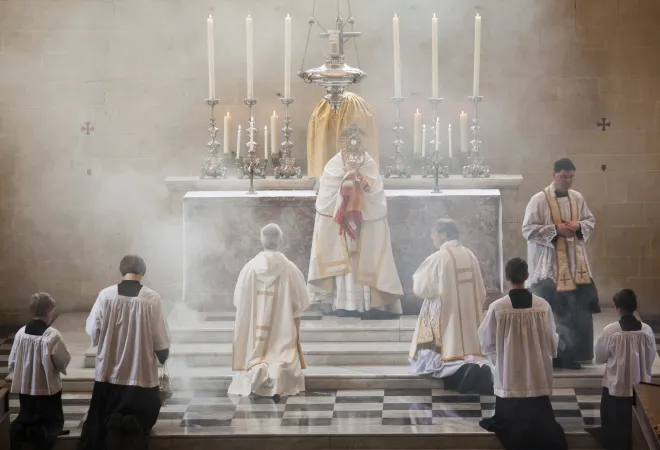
273;97;302;179
200;99;228;179
422;151;450;193
420;97;449;179
462;95;490;178
384;97;410;178
236;99;267;194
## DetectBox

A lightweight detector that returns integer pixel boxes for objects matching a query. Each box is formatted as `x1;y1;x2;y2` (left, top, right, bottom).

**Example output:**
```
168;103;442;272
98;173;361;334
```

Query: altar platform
3;308;653;449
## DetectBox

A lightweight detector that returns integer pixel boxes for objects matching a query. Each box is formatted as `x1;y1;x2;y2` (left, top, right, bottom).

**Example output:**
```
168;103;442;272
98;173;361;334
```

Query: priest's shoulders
96;284;162;303
601;321;654;336
488;294;551;311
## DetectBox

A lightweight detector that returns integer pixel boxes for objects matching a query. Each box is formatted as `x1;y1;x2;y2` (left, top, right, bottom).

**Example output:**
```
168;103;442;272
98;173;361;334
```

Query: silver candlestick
462;95;490;178
384;97;411;179
273;97;302;179
200;99;228;179
422;151;450;193
420;97;449;178
236;98;267;194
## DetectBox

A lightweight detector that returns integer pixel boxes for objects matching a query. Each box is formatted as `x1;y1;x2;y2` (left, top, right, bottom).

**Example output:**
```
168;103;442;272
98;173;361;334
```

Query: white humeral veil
308;152;403;312
229;251;309;397
409;241;488;376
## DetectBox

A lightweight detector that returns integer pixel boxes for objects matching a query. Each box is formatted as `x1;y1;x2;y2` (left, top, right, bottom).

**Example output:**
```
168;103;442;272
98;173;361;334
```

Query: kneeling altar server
479;258;568;450
79;255;170;450
308;124;403;317
409;219;492;394
230;223;309;398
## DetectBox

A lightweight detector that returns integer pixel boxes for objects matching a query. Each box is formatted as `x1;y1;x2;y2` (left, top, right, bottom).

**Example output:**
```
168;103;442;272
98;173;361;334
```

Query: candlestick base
384;96;411;179
273;97;302;179
199;99;228;179
462;156;490;178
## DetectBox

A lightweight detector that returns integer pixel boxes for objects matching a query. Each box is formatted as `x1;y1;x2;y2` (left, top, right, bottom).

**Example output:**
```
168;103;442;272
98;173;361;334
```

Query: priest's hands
557;221;579;238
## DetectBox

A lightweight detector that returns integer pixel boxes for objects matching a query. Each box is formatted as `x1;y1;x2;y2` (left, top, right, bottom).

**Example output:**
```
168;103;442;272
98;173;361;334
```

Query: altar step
46;433;601;450
84;342;413;368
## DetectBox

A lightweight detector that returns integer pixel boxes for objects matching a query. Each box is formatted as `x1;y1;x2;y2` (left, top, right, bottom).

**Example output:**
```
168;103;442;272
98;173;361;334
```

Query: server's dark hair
29;292;56;318
613;289;637;314
505;258;529;284
119;255;147;276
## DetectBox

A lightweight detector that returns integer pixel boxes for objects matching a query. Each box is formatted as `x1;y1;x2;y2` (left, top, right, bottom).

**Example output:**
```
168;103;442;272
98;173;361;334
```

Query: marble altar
182;189;502;313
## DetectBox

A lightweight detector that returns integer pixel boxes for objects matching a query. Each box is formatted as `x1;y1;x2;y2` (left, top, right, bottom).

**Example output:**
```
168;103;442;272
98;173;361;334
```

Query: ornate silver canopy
298;1;366;112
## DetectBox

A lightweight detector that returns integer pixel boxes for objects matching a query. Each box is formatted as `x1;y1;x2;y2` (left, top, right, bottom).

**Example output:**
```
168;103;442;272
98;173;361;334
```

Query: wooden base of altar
183;188;503;313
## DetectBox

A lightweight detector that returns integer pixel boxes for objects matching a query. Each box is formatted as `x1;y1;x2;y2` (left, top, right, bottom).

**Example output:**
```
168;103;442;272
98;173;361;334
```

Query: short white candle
392;14;402;98
270;111;279;154
421;124;427;157
460;111;468;153
223;112;231;154
284;14;292;98
236;125;242;157
431;14;438;99
448;123;453;159
413;109;422;154
472;13;482;98
246;15;254;99
435;117;440;152
264;126;268;159
207;15;216;100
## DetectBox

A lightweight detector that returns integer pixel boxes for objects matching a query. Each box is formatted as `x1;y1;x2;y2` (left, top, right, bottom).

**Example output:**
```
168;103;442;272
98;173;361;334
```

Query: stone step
33;433;603;450
169;320;416;343
85;342;413;368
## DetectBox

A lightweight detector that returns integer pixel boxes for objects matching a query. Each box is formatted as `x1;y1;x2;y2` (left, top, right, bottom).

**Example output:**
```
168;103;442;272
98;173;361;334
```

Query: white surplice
478;294;558;397
230;251;310;397
522;186;595;287
86;285;170;388
594;320;656;397
409;241;488;377
308;151;403;313
9;326;71;396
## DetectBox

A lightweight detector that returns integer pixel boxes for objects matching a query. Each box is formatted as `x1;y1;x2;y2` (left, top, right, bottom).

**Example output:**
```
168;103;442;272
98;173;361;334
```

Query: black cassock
78;280;167;450
479;289;568;450
586;315;644;450
10;319;69;450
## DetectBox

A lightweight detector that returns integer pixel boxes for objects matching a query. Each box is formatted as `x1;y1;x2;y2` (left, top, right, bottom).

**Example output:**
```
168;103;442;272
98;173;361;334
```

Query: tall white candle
236;125;242;157
435;117;440;152
223;112;231;154
413;109;422;154
284;14;292;98
460;111;468;153
431;14;438;98
207;15;216;100
392;14;402;98
472;13;482;98
448;123;453;159
246;15;254;99
421;124;427;157
270;111;279;154
264;126;268;159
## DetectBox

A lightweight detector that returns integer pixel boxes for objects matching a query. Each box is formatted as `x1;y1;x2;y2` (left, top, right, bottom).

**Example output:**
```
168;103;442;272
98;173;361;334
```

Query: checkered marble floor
1;331;602;435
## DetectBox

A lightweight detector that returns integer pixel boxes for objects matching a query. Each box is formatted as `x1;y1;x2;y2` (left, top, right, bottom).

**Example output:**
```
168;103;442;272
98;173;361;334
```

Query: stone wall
0;0;658;320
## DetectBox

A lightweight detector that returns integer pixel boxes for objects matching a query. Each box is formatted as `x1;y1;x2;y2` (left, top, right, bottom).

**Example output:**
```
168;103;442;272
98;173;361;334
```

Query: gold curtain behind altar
306;92;379;178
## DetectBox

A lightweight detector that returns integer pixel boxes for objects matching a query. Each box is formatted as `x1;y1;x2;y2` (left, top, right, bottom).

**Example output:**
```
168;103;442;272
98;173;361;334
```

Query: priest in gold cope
522;158;599;370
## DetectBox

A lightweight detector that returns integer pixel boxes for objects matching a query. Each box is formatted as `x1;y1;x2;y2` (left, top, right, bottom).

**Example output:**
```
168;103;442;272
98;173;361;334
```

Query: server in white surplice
586;289;656;450
478;258;568;450
9;293;71;450
522;158;600;370
230;224;310;398
409;219;492;394
79;255;170;450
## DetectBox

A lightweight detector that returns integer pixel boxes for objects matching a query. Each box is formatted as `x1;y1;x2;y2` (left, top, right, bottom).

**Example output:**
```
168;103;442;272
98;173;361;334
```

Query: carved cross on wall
81;122;95;135
597;118;611;131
